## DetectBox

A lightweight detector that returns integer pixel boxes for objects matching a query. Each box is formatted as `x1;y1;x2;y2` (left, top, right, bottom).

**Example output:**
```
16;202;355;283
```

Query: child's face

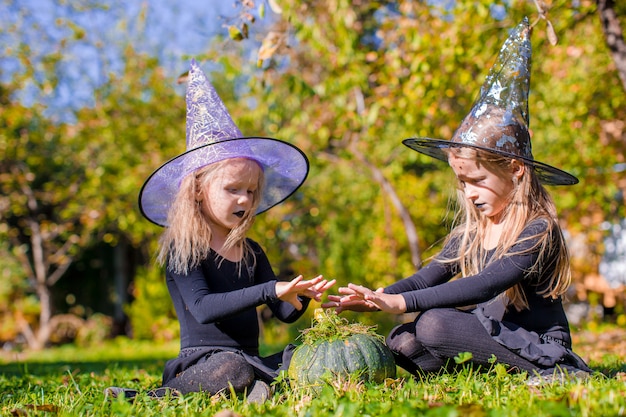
448;154;515;223
199;158;262;237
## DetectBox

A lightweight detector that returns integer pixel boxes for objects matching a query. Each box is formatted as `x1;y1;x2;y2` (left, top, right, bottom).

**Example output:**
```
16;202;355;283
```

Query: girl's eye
463;178;483;186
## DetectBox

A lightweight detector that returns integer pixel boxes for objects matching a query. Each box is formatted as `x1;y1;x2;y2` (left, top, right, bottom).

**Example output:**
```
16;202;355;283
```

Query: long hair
157;158;264;275
442;147;571;311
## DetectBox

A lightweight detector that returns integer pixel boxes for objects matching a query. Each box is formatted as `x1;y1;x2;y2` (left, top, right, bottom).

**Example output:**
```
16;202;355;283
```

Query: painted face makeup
448;154;515;223
199;159;262;237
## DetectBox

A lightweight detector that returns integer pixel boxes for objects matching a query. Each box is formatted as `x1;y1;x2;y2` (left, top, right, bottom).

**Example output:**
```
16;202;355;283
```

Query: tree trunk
34;281;52;350
348;87;423;269
348;144;423;269
113;241;129;333
597;0;626;92
29;217;52;350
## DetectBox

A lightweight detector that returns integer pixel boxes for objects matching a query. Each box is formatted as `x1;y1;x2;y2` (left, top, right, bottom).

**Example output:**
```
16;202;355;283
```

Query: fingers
347;283;371;294
290;275;304;285
316;278;336;293
321;294;379;312
302;274;323;284
304;290;323;302
320;300;346;313
291;297;303;311
297;276;335;295
290;275;321;291
279;275;335;304
286;276;383;313
337;286;357;295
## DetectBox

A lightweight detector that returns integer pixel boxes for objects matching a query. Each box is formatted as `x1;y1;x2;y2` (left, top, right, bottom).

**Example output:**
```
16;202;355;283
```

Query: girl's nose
465;185;478;200
238;193;252;205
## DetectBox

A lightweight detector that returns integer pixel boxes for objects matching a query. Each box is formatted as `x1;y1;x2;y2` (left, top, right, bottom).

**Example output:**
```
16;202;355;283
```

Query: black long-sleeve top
385;220;571;341
166;239;309;355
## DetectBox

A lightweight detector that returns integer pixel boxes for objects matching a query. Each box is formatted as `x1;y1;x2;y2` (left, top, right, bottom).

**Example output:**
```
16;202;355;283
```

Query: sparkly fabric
139;60;309;226
403;18;578;186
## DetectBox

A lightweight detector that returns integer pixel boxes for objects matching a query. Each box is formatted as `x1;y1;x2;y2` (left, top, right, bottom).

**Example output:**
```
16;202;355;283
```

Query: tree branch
349;87;423;269
348;143;423;268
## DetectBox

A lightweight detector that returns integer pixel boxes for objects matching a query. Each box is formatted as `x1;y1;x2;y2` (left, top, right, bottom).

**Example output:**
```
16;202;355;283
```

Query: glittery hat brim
403;137;578;186
138;137;310;227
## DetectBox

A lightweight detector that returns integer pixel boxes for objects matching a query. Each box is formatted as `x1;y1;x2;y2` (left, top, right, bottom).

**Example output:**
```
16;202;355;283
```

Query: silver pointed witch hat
403;18;578;186
139;60;310;226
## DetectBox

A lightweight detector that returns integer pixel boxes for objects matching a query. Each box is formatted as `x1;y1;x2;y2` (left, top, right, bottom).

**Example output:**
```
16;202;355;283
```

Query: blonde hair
442;147;571;311
157;158;264;275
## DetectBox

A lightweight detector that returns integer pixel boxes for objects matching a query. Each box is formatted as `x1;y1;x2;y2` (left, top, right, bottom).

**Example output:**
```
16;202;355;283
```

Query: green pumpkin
288;310;396;388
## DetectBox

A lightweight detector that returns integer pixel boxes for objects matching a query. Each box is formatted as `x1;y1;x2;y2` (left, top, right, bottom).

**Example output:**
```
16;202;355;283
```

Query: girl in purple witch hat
107;60;334;402
323;19;591;385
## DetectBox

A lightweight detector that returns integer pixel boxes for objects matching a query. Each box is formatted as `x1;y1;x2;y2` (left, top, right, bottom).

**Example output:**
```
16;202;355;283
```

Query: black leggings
164;351;255;395
386;308;539;375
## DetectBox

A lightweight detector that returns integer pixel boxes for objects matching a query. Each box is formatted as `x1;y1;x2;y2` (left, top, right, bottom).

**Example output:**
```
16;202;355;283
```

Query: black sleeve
253;242;311;323
170;264;278;324
398;221;548;313
170;239;309;324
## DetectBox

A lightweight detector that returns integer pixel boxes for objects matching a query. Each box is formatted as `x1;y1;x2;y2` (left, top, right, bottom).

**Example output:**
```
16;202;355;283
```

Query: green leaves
226;0;626;306
1;0;624;351
454;351;474;365
228;24;248;41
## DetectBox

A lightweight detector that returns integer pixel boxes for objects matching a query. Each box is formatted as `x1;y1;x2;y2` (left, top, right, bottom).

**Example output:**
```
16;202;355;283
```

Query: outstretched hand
275;275;336;310
321;283;406;314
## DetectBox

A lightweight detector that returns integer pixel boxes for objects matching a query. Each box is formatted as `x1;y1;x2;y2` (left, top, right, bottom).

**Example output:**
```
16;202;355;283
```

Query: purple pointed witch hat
403;18;578;186
139;59;309;227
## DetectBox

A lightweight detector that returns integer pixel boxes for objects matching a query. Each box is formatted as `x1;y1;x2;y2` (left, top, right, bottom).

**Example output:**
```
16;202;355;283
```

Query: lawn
1;324;625;416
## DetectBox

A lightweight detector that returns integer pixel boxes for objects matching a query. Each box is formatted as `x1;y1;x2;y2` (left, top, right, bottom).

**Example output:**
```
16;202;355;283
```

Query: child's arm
169;268;279;323
398;223;549;312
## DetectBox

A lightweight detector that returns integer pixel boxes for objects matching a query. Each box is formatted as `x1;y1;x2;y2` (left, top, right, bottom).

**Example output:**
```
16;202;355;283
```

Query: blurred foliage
125;262;178;342
0;0;625;350
222;0;626;332
0;6;184;347
266;0;618;249
0;237;28;341
0;58;106;349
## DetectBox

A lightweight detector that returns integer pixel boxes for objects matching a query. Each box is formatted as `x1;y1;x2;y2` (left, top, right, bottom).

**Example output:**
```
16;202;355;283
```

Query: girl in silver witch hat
324;18;591;384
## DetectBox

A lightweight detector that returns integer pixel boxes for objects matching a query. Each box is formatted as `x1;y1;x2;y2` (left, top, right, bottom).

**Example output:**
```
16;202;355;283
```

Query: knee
209;352;255;391
386;323;418;356
167;351;255;395
414;309;449;347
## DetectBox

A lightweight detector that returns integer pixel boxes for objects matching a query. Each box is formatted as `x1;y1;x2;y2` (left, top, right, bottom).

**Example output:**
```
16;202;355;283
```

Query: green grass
1;329;625;417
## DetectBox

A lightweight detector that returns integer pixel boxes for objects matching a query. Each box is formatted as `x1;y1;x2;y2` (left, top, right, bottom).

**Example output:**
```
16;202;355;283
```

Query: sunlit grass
1;337;179;364
1;327;625;416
